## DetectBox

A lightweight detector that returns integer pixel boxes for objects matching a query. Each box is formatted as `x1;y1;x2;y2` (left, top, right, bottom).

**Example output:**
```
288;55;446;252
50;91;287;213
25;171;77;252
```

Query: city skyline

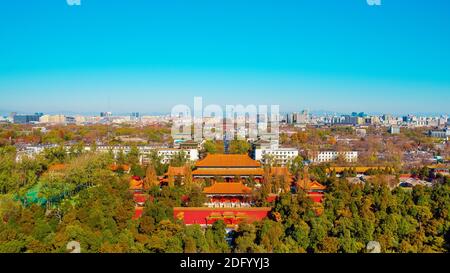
1;1;449;114
2;109;449;118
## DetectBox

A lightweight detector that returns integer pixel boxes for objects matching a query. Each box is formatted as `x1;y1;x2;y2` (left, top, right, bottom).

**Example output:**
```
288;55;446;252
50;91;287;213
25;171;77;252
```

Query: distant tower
224;135;229;154
224;126;232;154
8;112;17;123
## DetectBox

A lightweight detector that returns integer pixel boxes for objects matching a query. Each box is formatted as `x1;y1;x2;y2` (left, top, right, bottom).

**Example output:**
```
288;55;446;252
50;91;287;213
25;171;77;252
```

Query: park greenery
0;143;449;253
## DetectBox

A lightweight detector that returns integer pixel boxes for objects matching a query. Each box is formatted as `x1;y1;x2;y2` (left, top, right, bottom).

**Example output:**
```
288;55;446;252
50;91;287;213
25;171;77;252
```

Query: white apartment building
86;145;199;164
311;151;358;163
15;144;59;162
428;128;450;139
251;139;298;166
388;126;401;134
256;148;299;166
39;115;67;125
157;148;199;164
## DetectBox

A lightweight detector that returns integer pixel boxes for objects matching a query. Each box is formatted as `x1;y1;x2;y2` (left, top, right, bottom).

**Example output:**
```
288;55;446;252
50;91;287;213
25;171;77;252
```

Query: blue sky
0;0;449;115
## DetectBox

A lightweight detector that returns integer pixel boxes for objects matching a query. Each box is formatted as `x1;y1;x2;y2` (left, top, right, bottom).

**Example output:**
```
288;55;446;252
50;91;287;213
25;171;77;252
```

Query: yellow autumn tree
168;174;175;187
184;164;193;189
144;164;158;189
282;173;291;193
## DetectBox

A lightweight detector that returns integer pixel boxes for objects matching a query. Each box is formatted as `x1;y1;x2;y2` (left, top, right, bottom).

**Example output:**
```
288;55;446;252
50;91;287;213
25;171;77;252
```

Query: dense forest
0;145;449;253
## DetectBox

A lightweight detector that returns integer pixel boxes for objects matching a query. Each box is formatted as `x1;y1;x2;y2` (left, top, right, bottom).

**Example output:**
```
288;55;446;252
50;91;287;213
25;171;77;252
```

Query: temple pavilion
203;182;253;208
192;154;264;182
296;170;327;203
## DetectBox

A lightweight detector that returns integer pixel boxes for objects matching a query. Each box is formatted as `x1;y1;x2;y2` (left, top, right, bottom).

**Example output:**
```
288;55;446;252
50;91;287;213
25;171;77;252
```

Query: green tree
229;140;251;154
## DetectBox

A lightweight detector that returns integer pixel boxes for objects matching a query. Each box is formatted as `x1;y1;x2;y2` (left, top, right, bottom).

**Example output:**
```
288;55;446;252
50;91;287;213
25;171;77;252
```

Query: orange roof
130;178;144;190
203;182;252;195
297;180;327;191
270;167;291;177
427;164;449;170
48;163;66;172
195;154;261;168
110;164;131;172
192;168;264;176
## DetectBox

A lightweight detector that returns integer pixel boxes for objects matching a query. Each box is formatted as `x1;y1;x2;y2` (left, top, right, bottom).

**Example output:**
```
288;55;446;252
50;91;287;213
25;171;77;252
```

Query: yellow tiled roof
195;154;261;168
203;182;252;194
193;168;264;176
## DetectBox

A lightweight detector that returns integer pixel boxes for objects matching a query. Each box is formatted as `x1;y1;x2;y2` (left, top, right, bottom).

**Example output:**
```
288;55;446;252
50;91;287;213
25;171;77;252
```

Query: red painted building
173;207;271;227
133;206;144;220
203;182;253;207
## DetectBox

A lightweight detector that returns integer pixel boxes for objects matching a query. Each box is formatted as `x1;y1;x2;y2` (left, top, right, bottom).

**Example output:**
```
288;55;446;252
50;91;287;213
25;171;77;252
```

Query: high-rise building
342;115;363;125
428;128;450;139
8;112;17;123
292;112;299;124
296;109;309;124
39;114;68;124
13;113;43;124
286;113;293;124
100;112;112;118
388;126;400;134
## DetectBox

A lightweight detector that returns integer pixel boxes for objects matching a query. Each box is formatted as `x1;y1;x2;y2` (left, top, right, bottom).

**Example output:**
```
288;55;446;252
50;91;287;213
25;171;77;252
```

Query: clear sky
0;0;449;115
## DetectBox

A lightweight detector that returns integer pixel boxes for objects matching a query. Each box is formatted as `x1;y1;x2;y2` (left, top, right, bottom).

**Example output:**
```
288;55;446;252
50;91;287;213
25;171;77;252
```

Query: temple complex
172;154;271;227
132;154;326;225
